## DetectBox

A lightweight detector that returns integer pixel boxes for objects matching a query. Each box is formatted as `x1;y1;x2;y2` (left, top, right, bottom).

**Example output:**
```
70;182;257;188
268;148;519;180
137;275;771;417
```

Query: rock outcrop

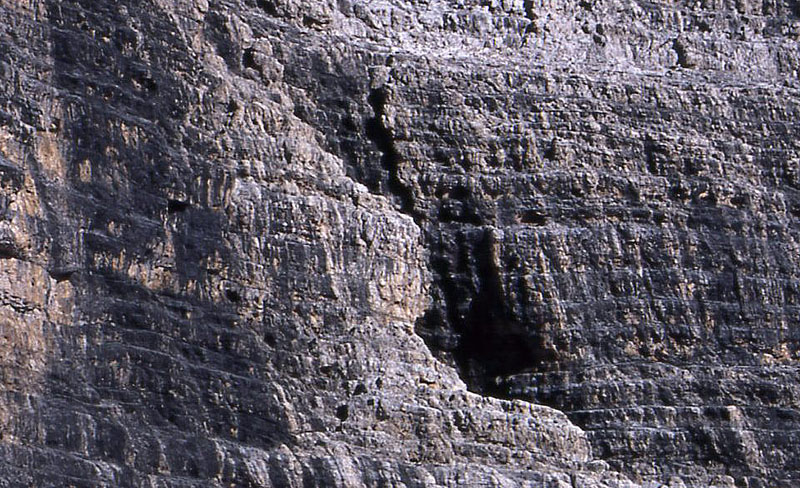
0;0;799;487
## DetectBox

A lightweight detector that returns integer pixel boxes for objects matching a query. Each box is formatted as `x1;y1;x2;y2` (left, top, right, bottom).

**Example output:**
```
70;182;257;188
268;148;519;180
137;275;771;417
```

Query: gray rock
0;0;798;486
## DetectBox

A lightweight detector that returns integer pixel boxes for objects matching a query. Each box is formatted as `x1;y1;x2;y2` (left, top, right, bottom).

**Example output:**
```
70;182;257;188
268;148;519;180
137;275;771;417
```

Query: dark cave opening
357;75;556;401
417;228;556;399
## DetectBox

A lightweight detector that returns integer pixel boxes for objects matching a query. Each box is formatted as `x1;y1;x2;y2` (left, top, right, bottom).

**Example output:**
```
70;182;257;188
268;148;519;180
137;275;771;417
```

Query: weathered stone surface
0;0;798;486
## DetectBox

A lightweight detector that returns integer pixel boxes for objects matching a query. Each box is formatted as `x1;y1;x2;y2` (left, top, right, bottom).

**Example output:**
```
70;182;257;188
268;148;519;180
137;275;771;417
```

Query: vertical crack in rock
672;37;695;69
365;87;416;217
522;0;538;34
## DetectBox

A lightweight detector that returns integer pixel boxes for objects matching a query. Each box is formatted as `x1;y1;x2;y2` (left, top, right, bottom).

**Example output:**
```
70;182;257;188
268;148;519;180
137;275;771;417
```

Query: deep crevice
644;136;669;175
225;289;242;303
48;267;77;282
522;0;538;33
355;67;557;402
302;15;328;29
365;87;416;217
520;209;547;225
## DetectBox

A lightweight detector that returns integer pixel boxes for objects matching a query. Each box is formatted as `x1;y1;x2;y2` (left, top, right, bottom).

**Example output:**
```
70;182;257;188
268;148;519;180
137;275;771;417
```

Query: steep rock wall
0;1;632;487
0;0;799;487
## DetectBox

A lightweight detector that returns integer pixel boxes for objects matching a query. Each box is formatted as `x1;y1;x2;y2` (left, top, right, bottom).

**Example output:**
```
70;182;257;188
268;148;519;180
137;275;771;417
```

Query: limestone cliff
0;1;798;487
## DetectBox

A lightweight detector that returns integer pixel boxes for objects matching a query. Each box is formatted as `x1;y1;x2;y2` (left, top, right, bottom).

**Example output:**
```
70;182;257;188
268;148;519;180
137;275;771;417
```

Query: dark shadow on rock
7;1;294;484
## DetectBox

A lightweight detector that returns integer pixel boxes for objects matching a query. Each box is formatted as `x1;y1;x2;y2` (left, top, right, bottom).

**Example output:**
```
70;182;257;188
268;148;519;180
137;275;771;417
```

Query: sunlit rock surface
0;1;799;486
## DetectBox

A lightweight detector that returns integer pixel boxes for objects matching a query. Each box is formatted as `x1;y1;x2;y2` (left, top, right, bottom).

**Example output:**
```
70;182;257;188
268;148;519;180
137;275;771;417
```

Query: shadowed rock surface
0;0;798;487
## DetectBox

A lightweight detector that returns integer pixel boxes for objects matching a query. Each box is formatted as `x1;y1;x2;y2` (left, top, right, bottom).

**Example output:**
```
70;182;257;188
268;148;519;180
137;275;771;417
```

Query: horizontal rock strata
1;0;799;487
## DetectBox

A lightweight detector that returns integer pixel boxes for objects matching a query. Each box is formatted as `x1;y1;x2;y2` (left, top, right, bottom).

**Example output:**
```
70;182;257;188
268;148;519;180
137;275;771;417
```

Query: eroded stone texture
267;1;800;486
0;0;798;487
0;1;639;487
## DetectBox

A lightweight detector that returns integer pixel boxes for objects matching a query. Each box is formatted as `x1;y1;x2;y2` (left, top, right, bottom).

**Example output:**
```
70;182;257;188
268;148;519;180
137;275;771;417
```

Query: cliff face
0;0;799;487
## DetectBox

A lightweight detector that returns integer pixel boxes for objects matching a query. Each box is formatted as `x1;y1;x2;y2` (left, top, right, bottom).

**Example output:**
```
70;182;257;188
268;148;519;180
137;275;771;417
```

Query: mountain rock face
1;0;799;486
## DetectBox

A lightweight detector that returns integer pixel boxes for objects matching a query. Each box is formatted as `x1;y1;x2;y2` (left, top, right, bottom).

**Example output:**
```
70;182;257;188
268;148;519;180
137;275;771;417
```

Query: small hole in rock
167;199;189;213
225;289;241;303
520;209;547;225
242;48;258;70
0;243;19;259
143;77;157;93
48;268;76;282
335;404;349;421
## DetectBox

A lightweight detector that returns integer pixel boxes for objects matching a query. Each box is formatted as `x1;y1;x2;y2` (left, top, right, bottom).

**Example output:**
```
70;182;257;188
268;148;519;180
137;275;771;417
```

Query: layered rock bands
1;1;799;487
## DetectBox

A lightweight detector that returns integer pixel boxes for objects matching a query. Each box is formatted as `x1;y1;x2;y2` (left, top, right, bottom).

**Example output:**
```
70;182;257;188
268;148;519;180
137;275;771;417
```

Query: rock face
0;0;799;487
